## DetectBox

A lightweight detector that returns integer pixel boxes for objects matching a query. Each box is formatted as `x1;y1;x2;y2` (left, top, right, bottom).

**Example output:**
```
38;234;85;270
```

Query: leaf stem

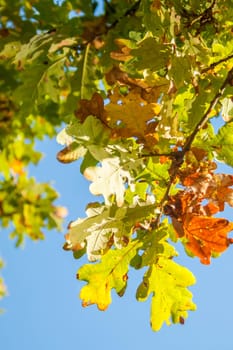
80;43;90;100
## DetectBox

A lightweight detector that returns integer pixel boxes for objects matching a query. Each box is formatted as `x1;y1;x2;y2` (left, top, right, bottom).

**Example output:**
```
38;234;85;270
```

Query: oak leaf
56;142;86;163
75;92;106;122
105;88;161;139
137;259;196;331
182;171;233;213
77;240;141;310
84;157;134;206
186;217;233;264
170;192;233;264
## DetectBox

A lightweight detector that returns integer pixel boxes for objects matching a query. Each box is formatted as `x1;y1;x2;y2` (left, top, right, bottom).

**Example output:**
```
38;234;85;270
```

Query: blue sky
1;134;233;350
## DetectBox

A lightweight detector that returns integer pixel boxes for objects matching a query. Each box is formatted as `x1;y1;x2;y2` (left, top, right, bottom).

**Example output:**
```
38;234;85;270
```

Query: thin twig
73;0;142;51
183;67;233;152
189;0;216;27
201;54;233;73
141;151;177;159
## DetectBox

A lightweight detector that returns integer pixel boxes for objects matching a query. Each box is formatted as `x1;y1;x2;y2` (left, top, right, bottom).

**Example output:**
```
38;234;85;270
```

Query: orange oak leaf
169;192;233;264
173;215;233;265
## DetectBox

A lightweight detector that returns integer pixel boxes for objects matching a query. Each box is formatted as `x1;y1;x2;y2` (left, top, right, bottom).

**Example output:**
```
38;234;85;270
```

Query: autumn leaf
65;202;157;261
56;142;87;163
9;159;25;175
77;240;141;310
176;215;233;265
4;0;233;332
137;259;196;331
104;88;161;139
182;170;233;213
75;92;106;122
169;191;233;264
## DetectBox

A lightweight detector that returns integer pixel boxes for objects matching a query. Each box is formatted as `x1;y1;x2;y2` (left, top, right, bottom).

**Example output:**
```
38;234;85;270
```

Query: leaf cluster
1;0;233;331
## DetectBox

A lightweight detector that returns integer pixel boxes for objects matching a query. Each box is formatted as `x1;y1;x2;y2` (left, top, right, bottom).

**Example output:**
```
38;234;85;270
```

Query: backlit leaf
84;157;134;206
213;123;233;166
137;260;196;331
173;215;233;265
2;0;233;331
77;239;142;310
105;88;161;139
221;98;233;122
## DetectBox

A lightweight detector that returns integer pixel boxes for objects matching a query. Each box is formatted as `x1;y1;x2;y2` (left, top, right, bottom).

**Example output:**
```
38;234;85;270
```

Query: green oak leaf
77;239;142;310
213;122;233;166
66;116;111;163
66;201;157;260
129;37;171;72
136;259;196;331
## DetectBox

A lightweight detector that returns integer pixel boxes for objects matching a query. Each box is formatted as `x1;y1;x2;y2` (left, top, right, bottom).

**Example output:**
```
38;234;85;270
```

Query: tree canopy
1;0;233;331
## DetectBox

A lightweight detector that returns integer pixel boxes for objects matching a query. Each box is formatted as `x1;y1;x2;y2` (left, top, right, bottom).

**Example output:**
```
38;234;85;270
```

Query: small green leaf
130;37;171;71
213;123;233;166
67;116;110;147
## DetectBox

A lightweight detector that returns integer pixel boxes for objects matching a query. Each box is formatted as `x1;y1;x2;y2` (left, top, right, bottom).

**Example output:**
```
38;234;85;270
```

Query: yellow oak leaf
77;240;141;310
105;88;161;138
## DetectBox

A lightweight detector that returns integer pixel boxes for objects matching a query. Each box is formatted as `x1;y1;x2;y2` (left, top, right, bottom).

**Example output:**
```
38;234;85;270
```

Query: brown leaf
105;66;153;91
56;143;85;163
82;17;107;43
180;160;233;213
75;93;107;122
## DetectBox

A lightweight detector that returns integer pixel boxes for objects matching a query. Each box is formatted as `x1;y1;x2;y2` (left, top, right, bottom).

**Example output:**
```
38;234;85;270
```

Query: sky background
0;131;233;350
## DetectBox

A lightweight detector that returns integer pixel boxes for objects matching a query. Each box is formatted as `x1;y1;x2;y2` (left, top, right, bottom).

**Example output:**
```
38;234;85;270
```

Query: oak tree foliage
1;0;233;330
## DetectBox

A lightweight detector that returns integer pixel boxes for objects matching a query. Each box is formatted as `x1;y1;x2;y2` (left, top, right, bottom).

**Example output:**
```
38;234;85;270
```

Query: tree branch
201;54;233;73
73;0;142;51
189;0;216;27
153;67;233;228
183;67;233;152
